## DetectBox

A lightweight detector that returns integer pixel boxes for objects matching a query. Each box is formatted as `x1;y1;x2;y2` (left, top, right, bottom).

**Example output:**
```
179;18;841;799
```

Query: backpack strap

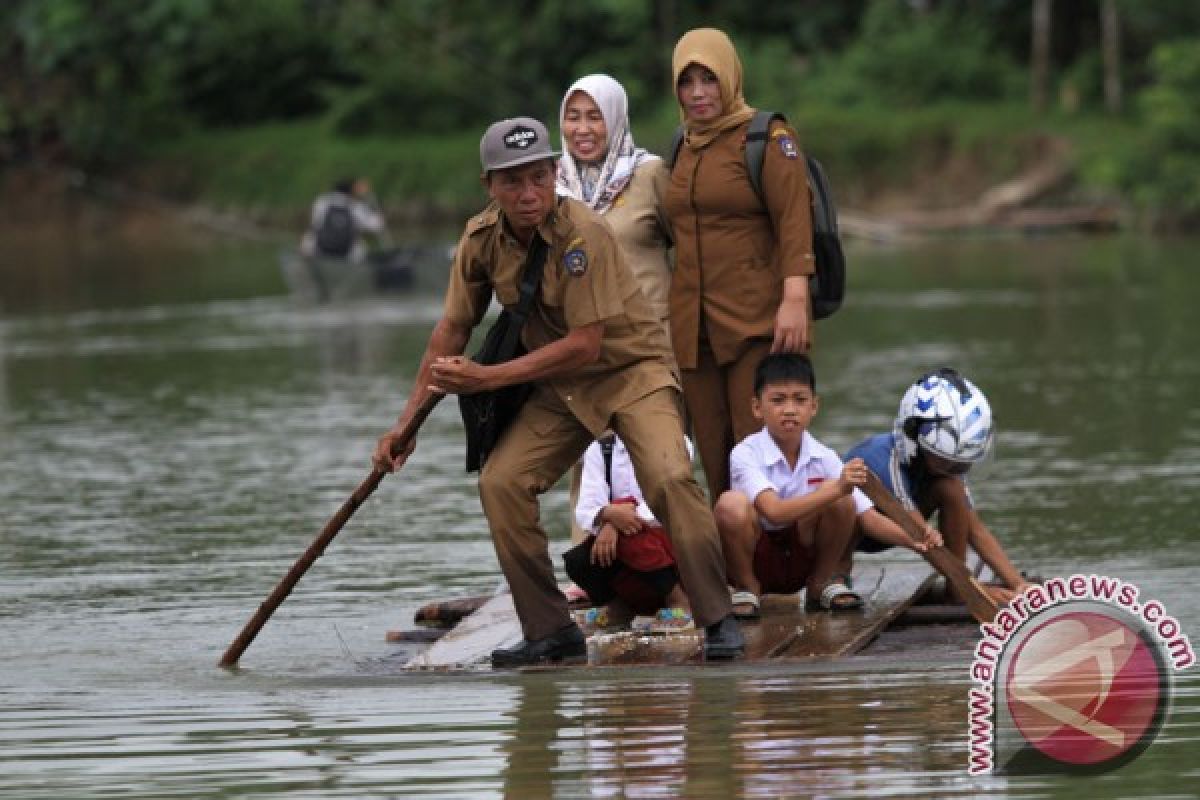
599;432;616;502
497;232;548;356
743;110;785;204
666;125;685;169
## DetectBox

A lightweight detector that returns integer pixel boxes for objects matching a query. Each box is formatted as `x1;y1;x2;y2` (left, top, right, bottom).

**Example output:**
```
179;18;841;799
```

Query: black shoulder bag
457;233;548;472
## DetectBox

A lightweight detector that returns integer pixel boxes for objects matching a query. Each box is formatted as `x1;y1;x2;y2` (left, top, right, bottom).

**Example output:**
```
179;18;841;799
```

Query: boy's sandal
806;581;864;612
730;590;761;620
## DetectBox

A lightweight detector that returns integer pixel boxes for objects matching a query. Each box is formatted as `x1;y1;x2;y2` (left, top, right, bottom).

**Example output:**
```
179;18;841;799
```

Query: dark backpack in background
668;110;846;319
315;201;356;257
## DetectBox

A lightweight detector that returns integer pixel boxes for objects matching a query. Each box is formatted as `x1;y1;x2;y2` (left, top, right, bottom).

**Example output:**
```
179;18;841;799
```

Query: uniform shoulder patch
562;236;588;277
773;132;799;160
465;205;500;236
769;125;800;160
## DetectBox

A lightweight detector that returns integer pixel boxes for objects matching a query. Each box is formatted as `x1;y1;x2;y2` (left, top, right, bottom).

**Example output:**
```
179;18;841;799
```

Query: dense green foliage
3;0;1199;228
1128;40;1200;226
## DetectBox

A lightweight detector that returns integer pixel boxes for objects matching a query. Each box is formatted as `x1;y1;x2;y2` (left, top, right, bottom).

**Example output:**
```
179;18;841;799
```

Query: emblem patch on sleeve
777;135;799;160
563;236;588;276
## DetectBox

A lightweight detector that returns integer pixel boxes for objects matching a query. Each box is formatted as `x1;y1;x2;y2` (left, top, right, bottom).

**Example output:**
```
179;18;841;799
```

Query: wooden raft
400;554;936;671
404;591;524;670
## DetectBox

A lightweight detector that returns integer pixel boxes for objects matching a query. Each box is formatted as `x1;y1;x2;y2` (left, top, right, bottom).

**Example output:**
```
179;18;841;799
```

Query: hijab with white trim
556;74;657;214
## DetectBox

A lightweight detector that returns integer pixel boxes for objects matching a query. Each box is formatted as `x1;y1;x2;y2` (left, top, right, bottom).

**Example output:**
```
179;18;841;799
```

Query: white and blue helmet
893;368;994;466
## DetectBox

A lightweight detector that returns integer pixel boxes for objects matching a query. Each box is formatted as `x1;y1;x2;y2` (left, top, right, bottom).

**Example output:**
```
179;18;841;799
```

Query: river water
1;217;1198;798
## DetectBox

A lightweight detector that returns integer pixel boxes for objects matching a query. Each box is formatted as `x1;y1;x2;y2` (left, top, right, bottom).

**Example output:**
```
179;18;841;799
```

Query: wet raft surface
400;553;938;671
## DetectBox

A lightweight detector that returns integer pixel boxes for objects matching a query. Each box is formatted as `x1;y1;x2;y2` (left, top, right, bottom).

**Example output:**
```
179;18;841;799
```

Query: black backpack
315;201;355;257
668;110;845;319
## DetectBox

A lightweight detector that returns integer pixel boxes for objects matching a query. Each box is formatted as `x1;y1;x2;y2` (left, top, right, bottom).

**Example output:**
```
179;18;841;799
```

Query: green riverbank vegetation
3;1;1199;231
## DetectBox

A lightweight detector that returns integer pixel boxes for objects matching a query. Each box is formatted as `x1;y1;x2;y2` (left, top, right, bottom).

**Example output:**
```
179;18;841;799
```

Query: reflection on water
5;668;1198;798
1;228;1198;797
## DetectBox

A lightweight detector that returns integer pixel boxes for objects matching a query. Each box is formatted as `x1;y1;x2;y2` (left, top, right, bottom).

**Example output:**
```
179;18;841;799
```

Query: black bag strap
598;431;616;502
743;110;779;203
496;232;549;356
744;111;839;236
667;126;685;169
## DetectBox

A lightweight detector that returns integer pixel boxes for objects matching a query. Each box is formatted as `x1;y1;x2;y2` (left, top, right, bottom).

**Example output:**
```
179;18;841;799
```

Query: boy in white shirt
566;432;693;624
715;353;941;616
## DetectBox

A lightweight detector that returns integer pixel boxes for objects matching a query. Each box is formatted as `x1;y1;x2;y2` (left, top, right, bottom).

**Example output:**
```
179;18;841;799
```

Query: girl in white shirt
565;432;694;623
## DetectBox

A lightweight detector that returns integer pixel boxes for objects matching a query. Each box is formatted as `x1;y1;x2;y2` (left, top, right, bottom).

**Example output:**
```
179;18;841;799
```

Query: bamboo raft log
395;552;955;671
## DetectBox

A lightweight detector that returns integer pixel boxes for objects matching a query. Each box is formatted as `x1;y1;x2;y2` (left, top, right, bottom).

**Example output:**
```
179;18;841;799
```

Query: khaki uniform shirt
444;196;678;437
664;118;815;369
601;159;673;325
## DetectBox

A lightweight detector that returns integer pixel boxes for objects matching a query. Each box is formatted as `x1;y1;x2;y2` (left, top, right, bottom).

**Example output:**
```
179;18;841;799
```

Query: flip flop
806;581;863;612
730;589;761;620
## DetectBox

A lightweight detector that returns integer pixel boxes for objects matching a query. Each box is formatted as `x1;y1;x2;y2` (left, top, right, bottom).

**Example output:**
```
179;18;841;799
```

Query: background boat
279;245;419;302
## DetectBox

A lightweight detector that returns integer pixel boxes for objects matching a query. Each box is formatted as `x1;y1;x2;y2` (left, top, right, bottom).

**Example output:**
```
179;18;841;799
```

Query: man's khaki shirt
444;197;678;436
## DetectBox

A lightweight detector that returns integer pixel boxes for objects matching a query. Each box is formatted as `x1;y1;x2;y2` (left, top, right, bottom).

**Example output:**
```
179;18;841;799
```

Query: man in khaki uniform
373;117;743;667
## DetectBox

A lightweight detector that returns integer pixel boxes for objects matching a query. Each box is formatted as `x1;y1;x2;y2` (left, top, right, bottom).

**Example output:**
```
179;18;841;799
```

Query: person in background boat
372;117;744;666
556;73;676;548
714;354;942;619
300;177;386;263
842;368;1033;605
565;432;695;628
665;28;815;503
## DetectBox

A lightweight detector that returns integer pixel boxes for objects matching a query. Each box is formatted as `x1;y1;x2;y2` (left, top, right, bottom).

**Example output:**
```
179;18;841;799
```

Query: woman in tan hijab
664;27;816;501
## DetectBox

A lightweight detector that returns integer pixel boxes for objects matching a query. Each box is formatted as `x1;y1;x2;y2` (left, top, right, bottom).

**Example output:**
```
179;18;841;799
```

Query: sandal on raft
730;590;761;620
806;581;863;612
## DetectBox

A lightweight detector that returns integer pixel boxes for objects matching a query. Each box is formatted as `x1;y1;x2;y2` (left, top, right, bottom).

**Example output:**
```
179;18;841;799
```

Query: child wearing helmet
843;368;1033;604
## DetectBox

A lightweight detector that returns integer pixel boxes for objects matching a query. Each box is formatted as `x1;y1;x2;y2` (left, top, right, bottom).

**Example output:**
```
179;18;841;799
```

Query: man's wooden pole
218;394;441;668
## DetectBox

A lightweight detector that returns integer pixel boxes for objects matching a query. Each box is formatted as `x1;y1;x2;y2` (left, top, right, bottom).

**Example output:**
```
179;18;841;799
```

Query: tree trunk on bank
1101;0;1123;114
1031;0;1053;113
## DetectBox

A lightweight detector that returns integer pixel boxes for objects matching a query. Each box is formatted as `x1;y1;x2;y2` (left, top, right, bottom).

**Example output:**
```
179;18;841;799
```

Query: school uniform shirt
575;435;696;534
730;428;871;532
443;196;679;437
844;433;974;512
664;118;815;369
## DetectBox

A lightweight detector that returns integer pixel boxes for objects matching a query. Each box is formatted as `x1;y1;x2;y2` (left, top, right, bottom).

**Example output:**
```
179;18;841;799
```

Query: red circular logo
1005;609;1168;768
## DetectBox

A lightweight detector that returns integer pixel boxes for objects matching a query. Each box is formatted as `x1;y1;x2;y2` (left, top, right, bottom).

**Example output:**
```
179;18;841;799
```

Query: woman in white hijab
558;74;680;557
557;74;673;326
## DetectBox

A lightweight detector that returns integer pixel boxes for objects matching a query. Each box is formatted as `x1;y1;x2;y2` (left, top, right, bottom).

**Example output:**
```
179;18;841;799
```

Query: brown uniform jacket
664;118;815;369
443;196;678;437
602;159;673;325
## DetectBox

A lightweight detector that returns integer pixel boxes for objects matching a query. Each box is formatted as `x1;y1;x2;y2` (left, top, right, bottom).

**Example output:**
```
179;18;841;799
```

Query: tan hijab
672;28;756;150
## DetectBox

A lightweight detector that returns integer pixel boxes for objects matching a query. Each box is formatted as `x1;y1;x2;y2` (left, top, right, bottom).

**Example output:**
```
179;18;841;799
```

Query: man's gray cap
480;117;559;173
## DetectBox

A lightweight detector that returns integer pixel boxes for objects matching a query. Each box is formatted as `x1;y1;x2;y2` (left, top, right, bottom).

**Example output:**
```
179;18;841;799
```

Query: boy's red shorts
753;527;814;594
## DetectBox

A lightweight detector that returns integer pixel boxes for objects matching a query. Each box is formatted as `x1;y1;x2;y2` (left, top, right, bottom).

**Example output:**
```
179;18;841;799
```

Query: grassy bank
138;100;1140;228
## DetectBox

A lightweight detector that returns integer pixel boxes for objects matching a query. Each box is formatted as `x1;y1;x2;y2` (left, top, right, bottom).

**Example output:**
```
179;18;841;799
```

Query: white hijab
556;74;658;214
